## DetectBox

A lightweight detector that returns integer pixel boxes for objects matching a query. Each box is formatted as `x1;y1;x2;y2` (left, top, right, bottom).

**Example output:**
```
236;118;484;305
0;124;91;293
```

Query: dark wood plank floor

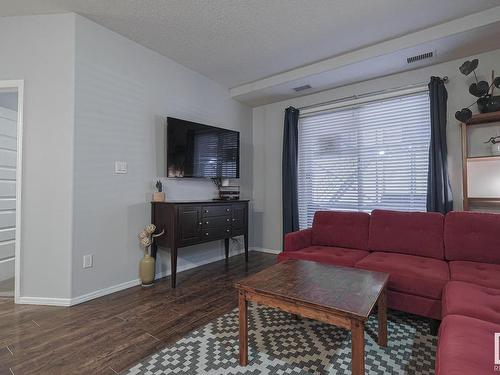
0;251;276;375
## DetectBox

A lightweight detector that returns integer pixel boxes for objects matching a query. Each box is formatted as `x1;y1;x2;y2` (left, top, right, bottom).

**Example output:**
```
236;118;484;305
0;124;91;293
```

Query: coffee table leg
239;291;248;366
378;287;388;347
351;319;365;375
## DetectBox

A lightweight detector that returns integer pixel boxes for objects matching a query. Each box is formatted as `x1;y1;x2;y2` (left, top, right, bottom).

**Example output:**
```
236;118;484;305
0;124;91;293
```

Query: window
297;91;431;229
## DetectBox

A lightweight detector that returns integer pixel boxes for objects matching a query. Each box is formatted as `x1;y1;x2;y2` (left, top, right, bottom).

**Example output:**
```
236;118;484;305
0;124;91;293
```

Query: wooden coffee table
235;259;389;375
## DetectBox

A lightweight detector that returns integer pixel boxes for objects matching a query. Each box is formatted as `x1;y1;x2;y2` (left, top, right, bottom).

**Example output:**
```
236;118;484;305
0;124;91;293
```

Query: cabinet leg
244;234;248;262
170;246;177;288
151;242;157;259
224;238;230;260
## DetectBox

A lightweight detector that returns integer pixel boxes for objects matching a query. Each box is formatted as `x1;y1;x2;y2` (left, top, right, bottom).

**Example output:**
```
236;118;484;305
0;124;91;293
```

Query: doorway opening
0;81;23;302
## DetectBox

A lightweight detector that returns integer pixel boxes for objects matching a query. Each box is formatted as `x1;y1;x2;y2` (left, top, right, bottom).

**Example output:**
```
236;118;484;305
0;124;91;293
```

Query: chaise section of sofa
437;212;500;374
443;281;500;325
435;314;499;375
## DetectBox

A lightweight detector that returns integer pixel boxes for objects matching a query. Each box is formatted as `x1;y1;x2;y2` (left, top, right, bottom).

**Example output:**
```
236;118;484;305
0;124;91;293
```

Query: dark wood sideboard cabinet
150;200;249;287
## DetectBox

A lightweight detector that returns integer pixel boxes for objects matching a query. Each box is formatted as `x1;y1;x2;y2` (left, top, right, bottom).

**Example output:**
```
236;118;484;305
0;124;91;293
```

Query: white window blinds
297;91;431;229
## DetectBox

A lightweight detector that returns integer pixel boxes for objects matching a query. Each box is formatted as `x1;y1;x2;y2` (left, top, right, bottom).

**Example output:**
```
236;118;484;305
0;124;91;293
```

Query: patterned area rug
126;304;437;374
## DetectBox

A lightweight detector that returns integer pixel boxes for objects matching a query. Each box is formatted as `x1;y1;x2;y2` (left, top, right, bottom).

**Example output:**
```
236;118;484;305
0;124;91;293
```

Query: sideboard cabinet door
178;205;202;245
232;203;248;230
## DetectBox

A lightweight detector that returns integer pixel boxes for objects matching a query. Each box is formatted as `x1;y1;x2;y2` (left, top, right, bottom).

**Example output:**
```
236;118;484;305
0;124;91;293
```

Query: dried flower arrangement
138;224;164;255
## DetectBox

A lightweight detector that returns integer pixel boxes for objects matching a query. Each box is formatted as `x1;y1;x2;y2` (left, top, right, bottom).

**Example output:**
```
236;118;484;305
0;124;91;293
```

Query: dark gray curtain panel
282;107;300;240
427;77;453;213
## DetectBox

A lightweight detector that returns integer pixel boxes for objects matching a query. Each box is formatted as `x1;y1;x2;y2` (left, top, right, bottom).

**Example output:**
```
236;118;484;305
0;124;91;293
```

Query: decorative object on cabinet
150;200;249;288
211;177;240;200
460;111;500;210
138;224;165;287
455;59;500;122
153;180;165;202
484;136;500;156
218;185;240;200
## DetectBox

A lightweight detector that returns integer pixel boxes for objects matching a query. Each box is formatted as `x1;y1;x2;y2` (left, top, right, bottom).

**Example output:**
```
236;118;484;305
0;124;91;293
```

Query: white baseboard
19;279;142;307
252;247;281;255
17;248;278;307
18;296;72;307
70;278;141;306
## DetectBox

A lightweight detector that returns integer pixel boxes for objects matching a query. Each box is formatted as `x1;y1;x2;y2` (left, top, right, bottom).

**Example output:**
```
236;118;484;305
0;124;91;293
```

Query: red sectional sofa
278;209;500;374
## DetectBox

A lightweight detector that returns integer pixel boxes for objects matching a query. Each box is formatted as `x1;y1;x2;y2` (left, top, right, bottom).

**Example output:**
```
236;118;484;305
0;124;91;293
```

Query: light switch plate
83;254;93;269
115;161;127;174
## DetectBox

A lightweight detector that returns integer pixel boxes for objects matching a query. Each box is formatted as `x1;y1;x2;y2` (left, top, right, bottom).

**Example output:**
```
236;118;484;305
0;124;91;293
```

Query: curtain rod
296;76;448;111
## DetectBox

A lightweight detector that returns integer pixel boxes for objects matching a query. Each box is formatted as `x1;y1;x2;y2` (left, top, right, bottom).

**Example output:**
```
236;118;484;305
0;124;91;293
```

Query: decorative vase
491;143;500;156
153;192;165;202
139;253;155;287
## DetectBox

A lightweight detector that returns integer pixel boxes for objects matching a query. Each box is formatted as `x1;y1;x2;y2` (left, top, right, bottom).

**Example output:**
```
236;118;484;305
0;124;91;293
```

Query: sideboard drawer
202;205;232;217
202;216;232;228
202;226;232;240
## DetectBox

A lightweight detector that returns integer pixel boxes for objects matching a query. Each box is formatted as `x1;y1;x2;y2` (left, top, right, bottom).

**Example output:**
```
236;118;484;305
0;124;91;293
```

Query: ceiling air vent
407;51;434;64
293;84;312;92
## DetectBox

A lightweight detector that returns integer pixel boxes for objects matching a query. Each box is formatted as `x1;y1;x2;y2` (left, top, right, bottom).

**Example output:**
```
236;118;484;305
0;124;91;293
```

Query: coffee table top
235;260;389;320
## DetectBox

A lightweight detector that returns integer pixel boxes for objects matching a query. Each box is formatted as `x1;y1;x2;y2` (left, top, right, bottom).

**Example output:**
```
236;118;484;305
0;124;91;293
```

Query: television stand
150;199;249;288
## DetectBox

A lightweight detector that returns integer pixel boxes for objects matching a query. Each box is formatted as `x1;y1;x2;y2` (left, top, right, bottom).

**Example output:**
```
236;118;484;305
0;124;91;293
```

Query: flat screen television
166;117;240;178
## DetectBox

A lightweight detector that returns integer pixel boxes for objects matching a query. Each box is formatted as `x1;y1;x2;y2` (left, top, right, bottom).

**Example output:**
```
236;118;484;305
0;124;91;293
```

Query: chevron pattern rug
126;303;437;374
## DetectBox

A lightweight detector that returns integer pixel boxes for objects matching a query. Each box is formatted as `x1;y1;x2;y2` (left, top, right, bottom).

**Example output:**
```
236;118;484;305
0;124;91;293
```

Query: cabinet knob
232;218;236;222
226;218;230;222
226;208;230;212
205;232;209;236
226;229;230;233
205;221;209;224
204;210;208;213
198;222;202;225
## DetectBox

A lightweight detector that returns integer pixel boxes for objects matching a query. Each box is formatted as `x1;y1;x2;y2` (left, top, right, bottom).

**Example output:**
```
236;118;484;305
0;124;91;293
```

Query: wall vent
293;84;312;92
407;51;434;64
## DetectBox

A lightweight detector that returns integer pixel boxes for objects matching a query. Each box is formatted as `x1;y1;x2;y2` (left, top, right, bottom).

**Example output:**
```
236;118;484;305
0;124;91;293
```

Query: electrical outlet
83;254;93;269
114;161;127;174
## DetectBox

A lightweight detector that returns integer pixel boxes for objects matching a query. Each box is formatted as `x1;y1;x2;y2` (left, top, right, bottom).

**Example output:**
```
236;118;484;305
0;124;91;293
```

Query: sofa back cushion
368;209;445;259
445;211;500;263
311;211;370;250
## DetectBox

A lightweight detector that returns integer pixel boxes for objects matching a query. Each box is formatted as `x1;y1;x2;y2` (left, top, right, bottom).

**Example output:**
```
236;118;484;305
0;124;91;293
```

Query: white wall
0;14;75;299
252;48;500;251
72;16;252;298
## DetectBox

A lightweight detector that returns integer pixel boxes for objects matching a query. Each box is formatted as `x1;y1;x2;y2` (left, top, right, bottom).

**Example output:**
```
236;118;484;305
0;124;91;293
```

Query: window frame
297;87;431;229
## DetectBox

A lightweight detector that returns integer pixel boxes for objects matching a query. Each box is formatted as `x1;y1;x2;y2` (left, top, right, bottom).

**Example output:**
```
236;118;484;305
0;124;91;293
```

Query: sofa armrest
284;228;313;252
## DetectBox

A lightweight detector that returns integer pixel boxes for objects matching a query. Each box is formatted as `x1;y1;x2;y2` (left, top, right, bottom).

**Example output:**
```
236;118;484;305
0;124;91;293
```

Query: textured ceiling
1;0;499;88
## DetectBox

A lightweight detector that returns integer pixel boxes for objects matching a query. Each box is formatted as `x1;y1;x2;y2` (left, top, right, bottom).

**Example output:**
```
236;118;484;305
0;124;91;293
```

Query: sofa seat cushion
443;281;500;324
449;261;500;289
355;252;449;299
436;315;500;375
277;246;369;268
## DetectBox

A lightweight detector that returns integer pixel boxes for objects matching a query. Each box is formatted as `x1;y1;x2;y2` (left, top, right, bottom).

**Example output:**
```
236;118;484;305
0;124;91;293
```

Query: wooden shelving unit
461;111;500;210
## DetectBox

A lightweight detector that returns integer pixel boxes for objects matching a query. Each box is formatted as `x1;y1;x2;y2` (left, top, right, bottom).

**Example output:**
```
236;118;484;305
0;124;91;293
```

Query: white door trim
0;80;24;304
